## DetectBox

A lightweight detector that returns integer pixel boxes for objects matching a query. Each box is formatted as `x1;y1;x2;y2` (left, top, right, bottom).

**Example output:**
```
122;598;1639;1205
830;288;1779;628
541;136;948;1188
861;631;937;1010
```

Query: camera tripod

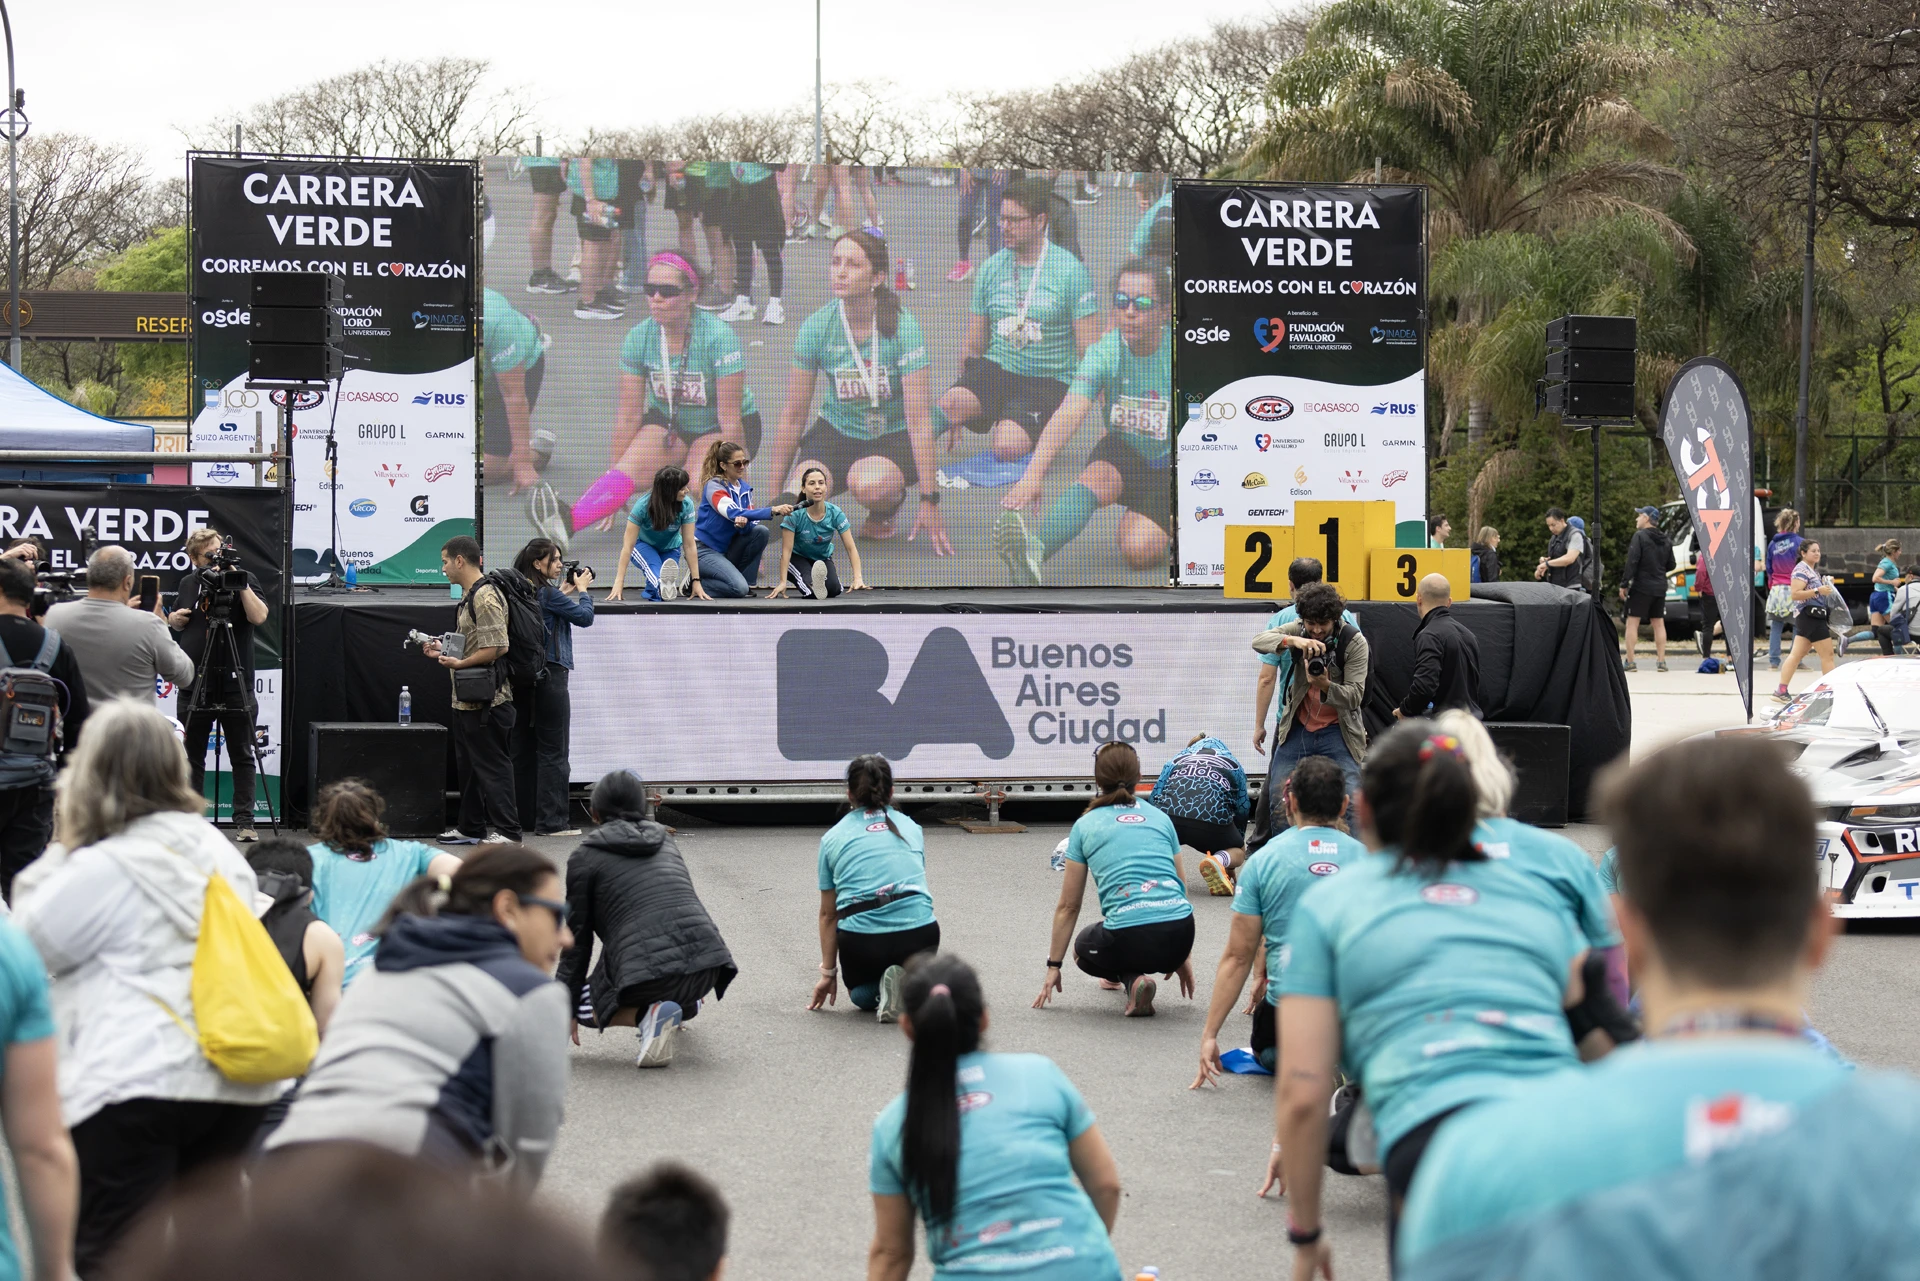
186;611;280;836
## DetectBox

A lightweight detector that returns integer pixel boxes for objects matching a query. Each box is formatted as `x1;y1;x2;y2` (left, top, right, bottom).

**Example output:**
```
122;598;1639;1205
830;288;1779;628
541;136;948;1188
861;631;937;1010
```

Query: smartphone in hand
137;574;162;612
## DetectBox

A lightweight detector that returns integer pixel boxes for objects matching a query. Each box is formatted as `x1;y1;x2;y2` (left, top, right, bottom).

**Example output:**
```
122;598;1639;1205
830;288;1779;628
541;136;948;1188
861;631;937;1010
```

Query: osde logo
348;498;377;517
1245;397;1293;422
1183;326;1232;344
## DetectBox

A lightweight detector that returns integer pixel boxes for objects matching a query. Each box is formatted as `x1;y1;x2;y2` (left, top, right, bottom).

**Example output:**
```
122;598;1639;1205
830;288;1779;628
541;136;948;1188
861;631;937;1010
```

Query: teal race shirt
629;494;695;552
783;502;851;561
971;243;1097;382
618;311;757;436
791;303;931;440
1065;801;1192;929
1598;846;1619;895
1473;817;1620;949
1067;330;1172;462
484;288;542;374
1280;851;1583;1155
309;838;442;984
870;1051;1121;1281
1130;191;1172;256
0;922;51;1281
1398;1038;1854;1270
818;808;935;935
1232;825;1369;1005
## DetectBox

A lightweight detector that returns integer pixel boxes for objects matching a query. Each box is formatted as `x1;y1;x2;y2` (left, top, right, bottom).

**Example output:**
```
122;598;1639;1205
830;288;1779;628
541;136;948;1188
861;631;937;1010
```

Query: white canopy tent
0;361;153;482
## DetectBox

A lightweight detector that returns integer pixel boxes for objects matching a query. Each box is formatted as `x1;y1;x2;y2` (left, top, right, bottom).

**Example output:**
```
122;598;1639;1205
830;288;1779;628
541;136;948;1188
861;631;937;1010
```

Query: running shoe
809;559;829;600
659;557;683;601
718;295;756;322
526;268;576;294
530;428;558;473
1198;853;1234;897
1622;659;1637;672
537;828;583;838
525;481;572;554
762;297;785;325
479;833;510;845
437;829;480;845
993;511;1044;586
1123;975;1157;1017
946;261;974;283
876;965;906;1023
233;828;258;844
1772;685;1792;703
636;1000;683;1068
573;291;624;321
1656;659;1668;672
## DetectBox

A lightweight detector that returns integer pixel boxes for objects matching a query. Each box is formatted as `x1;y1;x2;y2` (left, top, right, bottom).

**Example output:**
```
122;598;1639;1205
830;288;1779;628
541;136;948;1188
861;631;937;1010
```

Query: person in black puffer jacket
559;770;737;1069
1620;506;1674;672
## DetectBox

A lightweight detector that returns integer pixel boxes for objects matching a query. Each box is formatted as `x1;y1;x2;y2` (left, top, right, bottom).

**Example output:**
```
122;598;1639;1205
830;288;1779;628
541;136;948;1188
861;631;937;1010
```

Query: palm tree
1246;0;1685;449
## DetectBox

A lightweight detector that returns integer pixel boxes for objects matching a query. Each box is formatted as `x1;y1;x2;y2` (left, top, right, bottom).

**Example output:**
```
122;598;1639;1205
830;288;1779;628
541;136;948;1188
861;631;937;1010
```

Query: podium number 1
1319;517;1341;582
1243;530;1275;594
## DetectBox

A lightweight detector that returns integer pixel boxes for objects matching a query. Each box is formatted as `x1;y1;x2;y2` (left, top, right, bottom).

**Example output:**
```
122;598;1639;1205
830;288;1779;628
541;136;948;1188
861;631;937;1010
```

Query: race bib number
647;369;709;407
831;366;894;403
994;315;1043;349
1110;395;1169;439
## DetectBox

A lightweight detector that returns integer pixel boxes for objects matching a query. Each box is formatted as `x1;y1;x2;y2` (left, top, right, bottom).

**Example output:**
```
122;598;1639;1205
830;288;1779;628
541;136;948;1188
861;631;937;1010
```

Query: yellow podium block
1293;501;1397;594
1368;547;1473;602
1222;525;1297;599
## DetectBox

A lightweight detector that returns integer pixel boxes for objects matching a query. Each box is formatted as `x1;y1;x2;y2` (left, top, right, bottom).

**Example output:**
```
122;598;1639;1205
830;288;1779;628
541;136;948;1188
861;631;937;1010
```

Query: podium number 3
1397;553;1417;597
1320;518;1341;581
1243;531;1275;594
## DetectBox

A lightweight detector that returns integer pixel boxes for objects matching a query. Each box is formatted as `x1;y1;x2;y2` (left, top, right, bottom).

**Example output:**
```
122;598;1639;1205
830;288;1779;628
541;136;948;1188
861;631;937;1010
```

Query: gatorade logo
1116;813;1147;823
865;821;890;833
1309;862;1339;876
1420;883;1479;906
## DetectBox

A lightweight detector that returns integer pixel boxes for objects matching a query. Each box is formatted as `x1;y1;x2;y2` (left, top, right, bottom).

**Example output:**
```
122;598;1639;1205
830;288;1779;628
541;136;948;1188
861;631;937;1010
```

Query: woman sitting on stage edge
1035;742;1195;1018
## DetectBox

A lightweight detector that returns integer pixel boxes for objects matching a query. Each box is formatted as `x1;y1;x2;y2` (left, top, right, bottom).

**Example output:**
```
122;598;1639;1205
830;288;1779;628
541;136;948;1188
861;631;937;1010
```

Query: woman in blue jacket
694;439;793;598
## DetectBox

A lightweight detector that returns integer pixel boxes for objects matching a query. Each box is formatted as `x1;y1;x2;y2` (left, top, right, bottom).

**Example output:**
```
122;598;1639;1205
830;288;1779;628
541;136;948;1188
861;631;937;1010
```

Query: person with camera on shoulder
423;537;520;845
0;555;89;899
45;547;195;707
1251;581;1370;812
166;529;270;841
511;539;593;837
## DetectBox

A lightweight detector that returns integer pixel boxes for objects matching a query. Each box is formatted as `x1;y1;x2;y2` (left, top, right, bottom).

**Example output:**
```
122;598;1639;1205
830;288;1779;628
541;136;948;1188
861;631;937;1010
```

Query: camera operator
424;536;520;844
0;556;89;898
510;539;593;837
166;528;270;841
1250;581;1370;815
44;546;195;705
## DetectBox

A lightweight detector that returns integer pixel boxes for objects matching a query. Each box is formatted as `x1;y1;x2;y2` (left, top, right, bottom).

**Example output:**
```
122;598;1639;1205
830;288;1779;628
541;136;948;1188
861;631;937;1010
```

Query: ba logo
349;498;377;517
1420;884;1479;906
409;494;430;516
1245;396;1294;421
1254;434;1274;452
425;463;455;482
1253;317;1286;352
1309;862;1340;876
1192;470;1220;490
1116;812;1147;824
777;627;1014;761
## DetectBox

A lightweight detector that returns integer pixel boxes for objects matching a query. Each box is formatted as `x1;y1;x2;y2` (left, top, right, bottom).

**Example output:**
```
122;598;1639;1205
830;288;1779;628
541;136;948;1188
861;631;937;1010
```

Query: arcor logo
777;627;1014;761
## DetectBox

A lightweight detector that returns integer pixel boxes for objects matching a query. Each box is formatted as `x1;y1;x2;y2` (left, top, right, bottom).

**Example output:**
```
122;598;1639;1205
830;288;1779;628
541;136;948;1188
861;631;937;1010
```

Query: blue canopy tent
0;362;152;483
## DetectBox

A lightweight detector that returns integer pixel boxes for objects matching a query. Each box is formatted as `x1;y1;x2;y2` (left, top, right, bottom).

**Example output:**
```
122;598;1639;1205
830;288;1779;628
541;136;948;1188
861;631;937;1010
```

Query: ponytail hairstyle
898;953;985;1227
377;843;556;933
847;753;904;842
647;464;690;533
1878;539;1903;558
1085;741;1140;811
1361;718;1484;877
836;230;900;339
698;439;746;489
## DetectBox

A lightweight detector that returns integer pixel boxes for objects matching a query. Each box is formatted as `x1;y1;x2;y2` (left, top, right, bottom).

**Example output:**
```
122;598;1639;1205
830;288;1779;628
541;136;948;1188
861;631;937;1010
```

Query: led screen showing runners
481;161;1173;591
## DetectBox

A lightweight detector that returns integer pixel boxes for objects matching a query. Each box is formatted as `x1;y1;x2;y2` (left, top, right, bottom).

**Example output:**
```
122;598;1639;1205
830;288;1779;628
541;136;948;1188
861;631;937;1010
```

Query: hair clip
928;983;951;998
1419;733;1464;762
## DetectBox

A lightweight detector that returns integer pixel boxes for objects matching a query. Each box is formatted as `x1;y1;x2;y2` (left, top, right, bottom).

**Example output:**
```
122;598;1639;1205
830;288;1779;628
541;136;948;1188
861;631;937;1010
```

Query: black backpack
461;570;549;688
0;630;64;787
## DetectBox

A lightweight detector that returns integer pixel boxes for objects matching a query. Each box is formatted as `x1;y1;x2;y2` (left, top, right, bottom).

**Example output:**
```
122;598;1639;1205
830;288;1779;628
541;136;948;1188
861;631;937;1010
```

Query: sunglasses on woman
643;282;686;298
516;894;568;926
1112;292;1158;312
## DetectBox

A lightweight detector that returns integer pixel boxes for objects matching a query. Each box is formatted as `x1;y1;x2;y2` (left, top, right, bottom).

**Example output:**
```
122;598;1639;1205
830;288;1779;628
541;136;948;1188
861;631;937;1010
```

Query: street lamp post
0;2;24;374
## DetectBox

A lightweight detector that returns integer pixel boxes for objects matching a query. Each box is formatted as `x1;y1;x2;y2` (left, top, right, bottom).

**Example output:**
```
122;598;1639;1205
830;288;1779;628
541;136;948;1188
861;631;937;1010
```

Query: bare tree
13;133;158;288
195;58;538;161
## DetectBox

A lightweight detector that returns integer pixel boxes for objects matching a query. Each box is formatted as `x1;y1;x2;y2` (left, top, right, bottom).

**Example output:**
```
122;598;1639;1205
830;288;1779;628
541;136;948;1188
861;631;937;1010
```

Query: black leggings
1073;915;1195;983
732;179;785;297
837;920;941;992
1383;1104;1468;1263
1700;594;1721;657
1251;1000;1276;1067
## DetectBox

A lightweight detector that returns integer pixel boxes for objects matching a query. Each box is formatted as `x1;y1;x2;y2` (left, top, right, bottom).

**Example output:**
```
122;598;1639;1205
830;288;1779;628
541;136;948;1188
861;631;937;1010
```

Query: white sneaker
636;1000;682;1067
762;296;785;325
718;294;756;322
876;965;906;1023
479;833;510;845
658;557;681;601
437;829;479;845
674;557;693;598
809;559;829;600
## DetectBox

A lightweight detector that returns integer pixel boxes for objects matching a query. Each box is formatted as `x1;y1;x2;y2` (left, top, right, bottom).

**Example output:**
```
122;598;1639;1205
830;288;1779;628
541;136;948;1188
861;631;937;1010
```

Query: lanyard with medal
656;322;693;425
836;298;882;408
1005;237;1050;350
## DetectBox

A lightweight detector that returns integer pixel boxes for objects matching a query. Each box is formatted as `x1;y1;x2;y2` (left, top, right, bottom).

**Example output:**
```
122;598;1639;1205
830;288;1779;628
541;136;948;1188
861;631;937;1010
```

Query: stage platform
284;581;1628;822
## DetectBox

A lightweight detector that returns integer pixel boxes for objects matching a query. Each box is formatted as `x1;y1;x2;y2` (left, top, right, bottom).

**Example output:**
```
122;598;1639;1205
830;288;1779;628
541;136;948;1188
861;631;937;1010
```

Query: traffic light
1543;315;1636;420
248;273;343;385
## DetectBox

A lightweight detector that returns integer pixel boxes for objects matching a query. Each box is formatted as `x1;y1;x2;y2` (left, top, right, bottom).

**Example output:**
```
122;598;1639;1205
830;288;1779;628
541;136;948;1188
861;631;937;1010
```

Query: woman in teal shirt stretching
1036;742;1195;1018
868;954;1123;1281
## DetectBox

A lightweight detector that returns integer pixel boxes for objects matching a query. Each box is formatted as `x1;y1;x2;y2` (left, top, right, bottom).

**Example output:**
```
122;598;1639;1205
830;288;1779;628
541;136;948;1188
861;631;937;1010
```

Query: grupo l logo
1245;396;1293;422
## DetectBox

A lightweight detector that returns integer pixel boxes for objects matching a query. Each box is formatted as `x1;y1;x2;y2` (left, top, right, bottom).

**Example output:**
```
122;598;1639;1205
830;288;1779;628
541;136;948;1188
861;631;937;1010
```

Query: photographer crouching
167;528;270;841
511;539;593;837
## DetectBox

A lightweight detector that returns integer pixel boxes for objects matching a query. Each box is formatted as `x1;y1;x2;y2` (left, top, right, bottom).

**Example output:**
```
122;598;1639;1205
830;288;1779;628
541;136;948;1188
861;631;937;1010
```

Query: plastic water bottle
398;686;412;725
1135;1269;1160;1281
1051;837;1069;872
344;560;358;586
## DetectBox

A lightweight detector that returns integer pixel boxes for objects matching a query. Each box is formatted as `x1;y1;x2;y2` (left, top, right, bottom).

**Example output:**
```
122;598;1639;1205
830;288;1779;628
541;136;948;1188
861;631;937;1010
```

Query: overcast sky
28;1;1281;178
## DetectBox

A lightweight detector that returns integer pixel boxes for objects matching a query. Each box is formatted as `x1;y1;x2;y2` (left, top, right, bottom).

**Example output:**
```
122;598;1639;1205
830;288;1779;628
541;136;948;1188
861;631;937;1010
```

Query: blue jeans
697;522;769;598
1269;719;1362;802
1770;615;1788;667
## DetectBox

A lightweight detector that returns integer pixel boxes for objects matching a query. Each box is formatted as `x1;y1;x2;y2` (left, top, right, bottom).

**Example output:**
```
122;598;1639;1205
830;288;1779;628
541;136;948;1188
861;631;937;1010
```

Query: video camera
403;629;465;659
29;567;80;619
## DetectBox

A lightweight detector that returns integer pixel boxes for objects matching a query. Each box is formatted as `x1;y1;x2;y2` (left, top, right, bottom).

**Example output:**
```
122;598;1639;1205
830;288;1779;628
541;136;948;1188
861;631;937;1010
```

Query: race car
1732;659;1920;917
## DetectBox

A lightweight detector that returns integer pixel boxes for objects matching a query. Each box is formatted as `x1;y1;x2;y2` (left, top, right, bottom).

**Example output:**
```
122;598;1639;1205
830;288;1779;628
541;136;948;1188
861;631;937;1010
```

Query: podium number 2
1397;553;1417;597
1243;531;1275;594
1319;518;1341;582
